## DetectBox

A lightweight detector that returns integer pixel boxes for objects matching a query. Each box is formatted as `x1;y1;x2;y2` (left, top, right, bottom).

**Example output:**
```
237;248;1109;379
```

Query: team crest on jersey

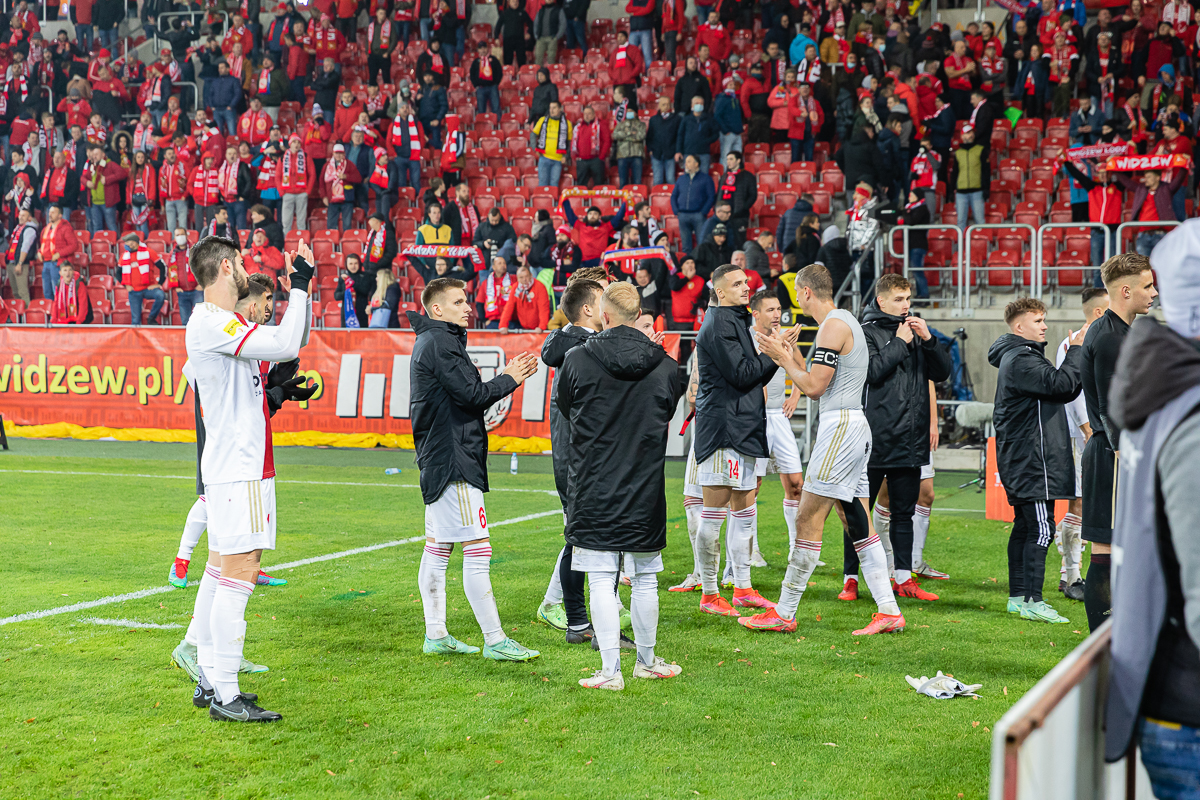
223;319;241;337
467;346;512;430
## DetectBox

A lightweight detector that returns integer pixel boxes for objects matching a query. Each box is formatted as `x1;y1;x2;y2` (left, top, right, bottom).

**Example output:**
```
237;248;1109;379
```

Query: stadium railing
1034;221;1112;298
988;620;1155;800
886;223;965;309
964;223;1039;305
833;229;884;317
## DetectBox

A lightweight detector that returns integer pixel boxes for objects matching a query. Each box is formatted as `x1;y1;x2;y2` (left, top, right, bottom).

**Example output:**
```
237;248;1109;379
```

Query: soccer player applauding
184;235;314;723
408;277;541;661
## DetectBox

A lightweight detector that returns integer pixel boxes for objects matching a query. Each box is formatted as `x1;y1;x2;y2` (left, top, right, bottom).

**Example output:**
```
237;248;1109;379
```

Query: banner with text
0;327;681;440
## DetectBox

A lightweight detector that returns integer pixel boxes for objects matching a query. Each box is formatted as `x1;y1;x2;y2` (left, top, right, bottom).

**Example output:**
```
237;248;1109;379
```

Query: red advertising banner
0;327;680;442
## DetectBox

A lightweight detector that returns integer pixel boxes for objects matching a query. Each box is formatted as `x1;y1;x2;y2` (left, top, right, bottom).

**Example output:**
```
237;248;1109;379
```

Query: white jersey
184;289;309;485
753;326;788;409
816;308;868;415
1057;335;1087;443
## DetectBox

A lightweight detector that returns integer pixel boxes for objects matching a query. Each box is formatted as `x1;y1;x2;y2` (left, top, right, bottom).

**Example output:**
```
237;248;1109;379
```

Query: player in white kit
184;235;315;722
741;264;904;635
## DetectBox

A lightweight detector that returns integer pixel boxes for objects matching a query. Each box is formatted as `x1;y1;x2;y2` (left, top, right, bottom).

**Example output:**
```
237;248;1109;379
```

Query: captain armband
811;347;839;369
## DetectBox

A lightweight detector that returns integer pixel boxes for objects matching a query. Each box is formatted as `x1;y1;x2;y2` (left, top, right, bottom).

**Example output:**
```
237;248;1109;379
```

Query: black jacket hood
988;332;1045;367
860;298;903;331
582;326;666;380
541;324;592;367
1112;317;1200;432
407;310;465;339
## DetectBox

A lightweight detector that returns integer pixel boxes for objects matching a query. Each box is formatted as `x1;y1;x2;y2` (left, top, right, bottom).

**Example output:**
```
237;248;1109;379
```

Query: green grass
0;441;1087;800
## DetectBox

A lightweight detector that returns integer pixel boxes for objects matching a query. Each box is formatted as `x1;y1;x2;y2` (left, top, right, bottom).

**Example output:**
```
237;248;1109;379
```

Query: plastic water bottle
384;468;401;475
509;453;519;475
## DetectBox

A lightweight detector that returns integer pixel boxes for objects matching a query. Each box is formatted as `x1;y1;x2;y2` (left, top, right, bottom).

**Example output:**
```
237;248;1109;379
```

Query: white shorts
921;463;935;481
697;447;757;491
571;547;663;575
1071;437;1084;498
684;444;703;499
756;409;804;476
204;478;277;555
425;481;489;542
805;409;872;501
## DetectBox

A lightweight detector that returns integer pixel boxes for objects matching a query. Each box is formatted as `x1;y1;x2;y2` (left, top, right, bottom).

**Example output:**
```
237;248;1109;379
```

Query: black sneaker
1062;580;1085;602
565;625;595;644
208;694;281;723
592;631;636;651
193;683;258;708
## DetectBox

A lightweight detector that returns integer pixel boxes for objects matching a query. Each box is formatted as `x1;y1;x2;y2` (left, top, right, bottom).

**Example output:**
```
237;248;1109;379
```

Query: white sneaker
750;550;769;568
579;670;625;690
633;657;683;679
668;573;702;592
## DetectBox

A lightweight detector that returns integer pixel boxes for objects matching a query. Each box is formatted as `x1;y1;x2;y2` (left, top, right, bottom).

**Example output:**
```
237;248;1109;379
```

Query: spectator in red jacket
610;31;645;100
51;263;93;325
247;227;286;282
697;11;731;62
498;264;551;331
333;88;365;143
38;205;79;298
571;105;611;188
475;255;515;327
562;198;628;267
57;88;92;130
118;232;166;326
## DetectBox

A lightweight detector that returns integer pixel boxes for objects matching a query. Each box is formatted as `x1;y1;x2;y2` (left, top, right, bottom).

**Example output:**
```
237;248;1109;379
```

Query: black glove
267;358;300;389
280;375;318;402
266;386;286;416
289;254;314;295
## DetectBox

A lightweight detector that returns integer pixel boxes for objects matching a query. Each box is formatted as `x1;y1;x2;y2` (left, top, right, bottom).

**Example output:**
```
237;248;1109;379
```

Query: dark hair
190;236;241;288
749;289;778;311
243;273;273;302
1003;297;1047;325
247;272;274;292
727;150;743;165
876;273;911;296
561;279;604;324
795;263;833;299
886;113;906;128
711;263;742;286
249;203;272;220
1081;286;1109;308
422;277;466;309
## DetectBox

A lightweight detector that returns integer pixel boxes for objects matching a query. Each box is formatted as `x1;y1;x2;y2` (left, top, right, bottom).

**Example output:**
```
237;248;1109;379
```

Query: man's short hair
1081;286;1109;313
876;273;911;297
517;233;532;245
795;263;833;299
1004;297;1046;325
249;203;272;220
568;266;609;284
715;200;732;210
247;272;274;293
561;279;603;324
602;282;641;324
1100;252;1151;289
749;289;778;311
422;277;466;310
711;263;742;287
241;274;272;303
191;236;241;288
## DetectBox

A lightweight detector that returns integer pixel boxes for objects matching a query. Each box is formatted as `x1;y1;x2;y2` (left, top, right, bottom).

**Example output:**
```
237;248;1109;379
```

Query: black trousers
1081;431;1116;545
575;158;605;188
1009;500;1054;603
367;54;391;86
558;544;589;627
843;466;920;577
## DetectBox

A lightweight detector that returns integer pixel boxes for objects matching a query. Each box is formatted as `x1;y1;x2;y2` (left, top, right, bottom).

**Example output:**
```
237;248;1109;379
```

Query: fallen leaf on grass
704;715;711;719
24;718;34;724
815;614;822;621
326;770;336;776
717;661;725;667
830;645;836;651
972;721;980;728
1050;642;1056;647
495;759;504;764
771;762;777;766
919;625;930;628
543;677;550;682
854;674;864;678
477;692;486;696
1003;686;1009;696
733;648;742;653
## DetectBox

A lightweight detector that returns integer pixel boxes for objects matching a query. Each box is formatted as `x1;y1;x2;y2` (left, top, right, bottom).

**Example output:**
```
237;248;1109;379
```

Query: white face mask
175;234;188;246
692;104;704;113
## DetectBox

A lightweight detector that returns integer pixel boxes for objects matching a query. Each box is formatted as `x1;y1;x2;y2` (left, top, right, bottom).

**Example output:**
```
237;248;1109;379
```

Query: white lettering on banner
335;354;362;418
520;359;548;422
389;354;411;418
362;373;386;418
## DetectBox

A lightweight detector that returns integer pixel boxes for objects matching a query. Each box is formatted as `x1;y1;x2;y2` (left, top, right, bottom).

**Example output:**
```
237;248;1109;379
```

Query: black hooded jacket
556;326;681;552
861;302;953;468
988;333;1083;504
694;304;778;462
542;324;593;498
407;311;519;504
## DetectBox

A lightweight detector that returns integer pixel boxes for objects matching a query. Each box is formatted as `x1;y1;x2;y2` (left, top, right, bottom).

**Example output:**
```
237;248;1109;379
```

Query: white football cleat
750;550;769;568
633;657;683;679
579;670;625;691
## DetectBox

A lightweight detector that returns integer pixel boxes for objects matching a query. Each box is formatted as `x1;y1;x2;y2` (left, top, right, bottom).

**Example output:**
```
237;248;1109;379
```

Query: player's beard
234;270;250;300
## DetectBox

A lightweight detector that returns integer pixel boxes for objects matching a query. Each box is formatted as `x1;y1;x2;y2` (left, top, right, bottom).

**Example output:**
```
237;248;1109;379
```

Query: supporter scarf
314;25;339;52
483;271;512;314
430;50;444;74
53;275;79;321
256;157;276;189
282;151;307;186
160;109;181;138
1051;45;1075;81
392;115;422;159
161;161;186;198
558;185;638;210
342;275;361;327
130;171;151;225
119;246;153;279
904;198;925;213
400;243;485;271
366;91;386;114
370;161;390;190
368;228;387;261
8;74;27;103
368;19;392;48
718;169;739;202
1104;153;1191;171
228;53;244;78
771;57;785;85
600;245;670;273
134;123;154;151
258;67;271;93
456;200;479;243
479;55;492;79
536;118;570;154
323;158;347;203
799;57;821;83
456;0;466;19
219;159;240;200
614;45;630;66
41;167;66;201
64;138;79;170
824;6;844;32
613;99;630;124
149;73;166;105
166;248;197;290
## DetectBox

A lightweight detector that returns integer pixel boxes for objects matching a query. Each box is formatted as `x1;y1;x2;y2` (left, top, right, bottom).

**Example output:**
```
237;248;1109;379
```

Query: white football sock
186;563;220;649
418;541;452;640
783;498;799;558
894;569;912;584
912;505;931;566
844;573;857;585
729;507;756;589
210;575;254;705
462;541;505;646
1061;513;1083;584
543;546;565;606
776;539;821;619
684;497;702;576
697;507;726;594
629;571;658;667
873;504;894;574
587;570;621;676
177;497;207;562
855;535;900;615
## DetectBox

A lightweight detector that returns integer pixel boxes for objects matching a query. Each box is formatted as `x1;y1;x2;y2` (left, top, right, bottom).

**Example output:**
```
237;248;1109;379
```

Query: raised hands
502;352;540;385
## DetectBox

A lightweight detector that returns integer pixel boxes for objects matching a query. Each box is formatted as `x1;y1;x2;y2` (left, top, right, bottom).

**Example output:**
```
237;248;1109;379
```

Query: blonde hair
373;269;395;303
602;282;641;324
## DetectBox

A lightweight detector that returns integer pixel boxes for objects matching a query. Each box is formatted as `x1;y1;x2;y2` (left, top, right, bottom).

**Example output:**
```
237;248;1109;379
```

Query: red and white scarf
161;161;187;199
281;150;307;187
369;160;390;190
456;200;479;244
323;158;347;203
218;160;240;200
41;167;67;201
228;53;244;79
5;221;32;261
366;91;387;115
149;73;167;105
257;67;272;93
130;170;151;225
368;227;387;261
64;138;79;170
119;245;153;280
53;275;80;321
392;115;421;159
134;122;155;151
483;272;512;315
368;19;392;49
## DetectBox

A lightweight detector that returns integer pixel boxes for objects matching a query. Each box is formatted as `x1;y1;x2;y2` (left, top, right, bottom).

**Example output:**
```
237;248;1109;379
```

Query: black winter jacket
988;333;1083;504
694;305;778;462
557;326;681;552
860;302;952;468
408;312;519;504
542;324;593;498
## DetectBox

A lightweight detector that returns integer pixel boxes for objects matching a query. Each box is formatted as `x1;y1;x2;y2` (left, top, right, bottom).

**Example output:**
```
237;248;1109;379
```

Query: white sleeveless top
753;325;788;410
815;308;868;414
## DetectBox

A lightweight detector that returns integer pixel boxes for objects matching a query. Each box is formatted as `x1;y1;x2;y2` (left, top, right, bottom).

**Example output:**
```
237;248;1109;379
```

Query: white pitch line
0;509;563;627
0;470;559;496
81;618;183;629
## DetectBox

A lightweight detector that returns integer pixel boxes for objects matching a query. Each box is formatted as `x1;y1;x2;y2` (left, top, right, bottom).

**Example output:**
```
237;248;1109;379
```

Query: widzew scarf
367;228;387;262
218;160;240;200
342;275;361;328
456;200;479;244
323;158;347;203
370;161;390;190
281;151;307;189
368;19;392;49
482;271;512;315
41;167;67;202
53;276;80;321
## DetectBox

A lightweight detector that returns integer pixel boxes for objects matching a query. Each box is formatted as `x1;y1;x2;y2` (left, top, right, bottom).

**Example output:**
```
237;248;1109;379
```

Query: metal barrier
1115;220;1181;257
833;227;883;316
886;223;965;308
1035;221;1112;299
964;223;1038;303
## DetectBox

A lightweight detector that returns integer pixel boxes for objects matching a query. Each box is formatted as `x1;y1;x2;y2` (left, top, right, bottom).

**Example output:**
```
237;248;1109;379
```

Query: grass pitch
0;440;1087;800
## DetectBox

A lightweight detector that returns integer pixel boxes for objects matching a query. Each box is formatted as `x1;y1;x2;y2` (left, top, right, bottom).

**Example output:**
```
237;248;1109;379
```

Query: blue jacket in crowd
671;170;716;216
675;112;719;158
713;92;744;136
418;85;449;122
204;74;243;111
